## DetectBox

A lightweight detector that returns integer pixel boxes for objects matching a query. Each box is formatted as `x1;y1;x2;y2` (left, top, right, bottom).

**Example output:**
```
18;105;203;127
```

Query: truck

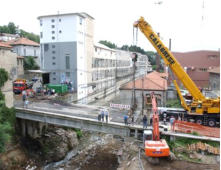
134;17;220;127
13;79;33;94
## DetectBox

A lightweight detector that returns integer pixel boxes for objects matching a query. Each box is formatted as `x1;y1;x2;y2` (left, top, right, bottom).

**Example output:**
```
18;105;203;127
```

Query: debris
187;142;220;155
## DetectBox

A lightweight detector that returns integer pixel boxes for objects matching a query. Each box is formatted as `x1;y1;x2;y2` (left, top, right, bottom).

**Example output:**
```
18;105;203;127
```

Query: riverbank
0;126;219;170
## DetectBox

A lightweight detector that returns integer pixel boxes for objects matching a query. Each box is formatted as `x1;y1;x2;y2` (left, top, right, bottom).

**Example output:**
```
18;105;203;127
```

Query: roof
6;37;39;47
0;33;19;37
120;71;167;91
208;67;220;74
0;42;12;49
172;50;220;68
94;42;116;52
37;12;91;20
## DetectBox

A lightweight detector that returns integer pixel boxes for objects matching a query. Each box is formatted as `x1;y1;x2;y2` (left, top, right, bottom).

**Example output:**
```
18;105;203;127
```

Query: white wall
39;15;84;43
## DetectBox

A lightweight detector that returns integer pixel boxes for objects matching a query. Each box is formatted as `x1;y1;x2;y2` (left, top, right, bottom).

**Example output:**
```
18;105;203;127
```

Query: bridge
15;106;219;142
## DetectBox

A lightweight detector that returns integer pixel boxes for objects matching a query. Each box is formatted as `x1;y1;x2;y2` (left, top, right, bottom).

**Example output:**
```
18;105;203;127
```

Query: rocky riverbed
0;126;220;170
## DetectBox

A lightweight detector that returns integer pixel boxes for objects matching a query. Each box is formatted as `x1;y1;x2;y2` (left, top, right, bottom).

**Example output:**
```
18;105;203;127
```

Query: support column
21;119;26;137
135;129;138;139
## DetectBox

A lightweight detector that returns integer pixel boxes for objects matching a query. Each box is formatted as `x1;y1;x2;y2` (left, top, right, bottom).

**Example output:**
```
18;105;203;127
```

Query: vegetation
0;22;40;43
0;68;15;153
99;40;117;49
166;99;182;108
24;56;40;70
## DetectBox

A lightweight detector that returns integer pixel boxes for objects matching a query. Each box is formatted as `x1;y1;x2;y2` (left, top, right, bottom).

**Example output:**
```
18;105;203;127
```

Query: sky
0;0;220;52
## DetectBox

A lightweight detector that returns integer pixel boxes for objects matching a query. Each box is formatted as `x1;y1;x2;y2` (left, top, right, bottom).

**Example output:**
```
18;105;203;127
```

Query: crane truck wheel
195;118;203;125
208;119;216;127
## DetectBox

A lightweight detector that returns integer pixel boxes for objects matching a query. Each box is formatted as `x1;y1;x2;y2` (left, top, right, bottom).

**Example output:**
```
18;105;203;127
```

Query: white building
6;37;40;66
0;33;19;41
38;12;94;100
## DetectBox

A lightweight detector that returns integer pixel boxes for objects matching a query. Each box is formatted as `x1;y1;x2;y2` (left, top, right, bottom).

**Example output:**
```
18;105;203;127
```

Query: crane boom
134;17;205;101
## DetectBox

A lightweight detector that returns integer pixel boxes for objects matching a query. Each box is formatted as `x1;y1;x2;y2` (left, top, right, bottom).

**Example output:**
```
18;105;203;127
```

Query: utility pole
131;53;137;113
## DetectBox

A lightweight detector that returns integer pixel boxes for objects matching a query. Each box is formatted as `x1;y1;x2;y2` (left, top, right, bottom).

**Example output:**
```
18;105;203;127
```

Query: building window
59;30;62;33
79;18;83;25
52;45;55;48
66;72;70;77
40;20;43;26
52;62;56;65
52;31;55;34
44;44;49;52
51;25;55;28
51;19;55;23
24;48;26;56
66;55;70;69
52;36;55;40
52;51;55;54
40;32;43;38
53;72;56;75
34;50;36;56
53;78;56;80
52;56;56;59
59;19;61;22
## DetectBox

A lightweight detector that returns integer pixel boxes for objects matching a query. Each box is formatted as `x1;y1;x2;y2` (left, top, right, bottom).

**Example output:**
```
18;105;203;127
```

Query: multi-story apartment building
38;12;94;100
90;45;152;100
92;43;117;93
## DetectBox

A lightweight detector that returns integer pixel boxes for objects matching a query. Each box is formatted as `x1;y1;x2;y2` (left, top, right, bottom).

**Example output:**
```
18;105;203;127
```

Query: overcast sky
0;0;220;52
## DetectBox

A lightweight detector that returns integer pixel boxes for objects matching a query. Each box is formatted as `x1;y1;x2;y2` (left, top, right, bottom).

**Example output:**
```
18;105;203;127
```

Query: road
14;95;133;125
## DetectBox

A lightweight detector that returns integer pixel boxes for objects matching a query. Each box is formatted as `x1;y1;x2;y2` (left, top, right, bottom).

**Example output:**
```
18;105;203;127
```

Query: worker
101;109;105;122
170;116;175;131
98;112;101;121
143;115;148;129
163;112;167;125
124;114;128;125
104;108;109;123
22;90;27;107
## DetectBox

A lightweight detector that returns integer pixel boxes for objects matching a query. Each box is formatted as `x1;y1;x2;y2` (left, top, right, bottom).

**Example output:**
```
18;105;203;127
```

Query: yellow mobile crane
134;17;220;127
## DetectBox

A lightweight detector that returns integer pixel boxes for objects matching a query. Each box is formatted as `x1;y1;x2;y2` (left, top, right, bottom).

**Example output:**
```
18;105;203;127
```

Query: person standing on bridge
22;90;27;108
124;114;128;125
104;108;109;123
143;115;148;129
101;108;105;122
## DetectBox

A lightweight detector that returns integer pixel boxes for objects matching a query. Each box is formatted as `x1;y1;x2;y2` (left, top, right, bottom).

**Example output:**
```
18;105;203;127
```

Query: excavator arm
134;17;205;101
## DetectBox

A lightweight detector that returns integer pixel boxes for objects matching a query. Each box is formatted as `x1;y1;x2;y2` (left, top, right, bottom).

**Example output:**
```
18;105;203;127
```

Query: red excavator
143;92;170;158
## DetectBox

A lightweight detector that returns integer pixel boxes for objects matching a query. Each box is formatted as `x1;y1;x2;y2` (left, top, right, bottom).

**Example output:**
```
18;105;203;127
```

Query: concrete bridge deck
15;106;219;142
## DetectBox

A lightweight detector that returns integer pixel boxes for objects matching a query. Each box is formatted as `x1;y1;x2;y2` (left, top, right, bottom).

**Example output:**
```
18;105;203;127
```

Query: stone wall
0;48;17;107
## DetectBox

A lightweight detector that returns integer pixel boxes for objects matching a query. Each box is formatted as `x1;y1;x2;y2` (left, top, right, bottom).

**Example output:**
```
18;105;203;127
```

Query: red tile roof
120;71;167;91
0;42;12;48
6;37;39;47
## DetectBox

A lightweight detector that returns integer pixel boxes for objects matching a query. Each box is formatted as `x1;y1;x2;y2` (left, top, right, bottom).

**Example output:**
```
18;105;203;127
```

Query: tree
99;40;117;49
7;22;17;34
0;68;15;153
19;29;40;43
0;22;40;43
24;56;40;70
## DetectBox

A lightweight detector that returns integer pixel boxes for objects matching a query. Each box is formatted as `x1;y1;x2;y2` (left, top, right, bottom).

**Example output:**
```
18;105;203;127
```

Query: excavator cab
143;130;152;143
